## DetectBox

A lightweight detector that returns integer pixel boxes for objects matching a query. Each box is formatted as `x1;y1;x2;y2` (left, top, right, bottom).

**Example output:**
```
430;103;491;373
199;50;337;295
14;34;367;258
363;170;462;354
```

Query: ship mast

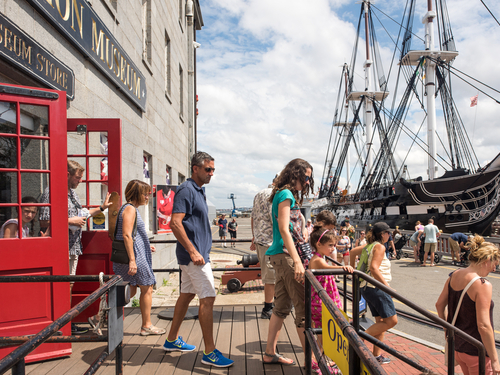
424;0;438;180
347;0;388;178
400;0;458;180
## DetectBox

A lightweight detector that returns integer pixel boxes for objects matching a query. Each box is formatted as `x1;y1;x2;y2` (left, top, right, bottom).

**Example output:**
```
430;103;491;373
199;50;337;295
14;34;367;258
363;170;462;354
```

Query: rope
92;272;109;335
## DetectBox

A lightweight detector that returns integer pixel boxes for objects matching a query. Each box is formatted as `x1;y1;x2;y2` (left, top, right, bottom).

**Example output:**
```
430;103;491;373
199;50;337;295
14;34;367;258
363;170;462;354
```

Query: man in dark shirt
228;218;238;247
218;214;228;247
163;152;233;368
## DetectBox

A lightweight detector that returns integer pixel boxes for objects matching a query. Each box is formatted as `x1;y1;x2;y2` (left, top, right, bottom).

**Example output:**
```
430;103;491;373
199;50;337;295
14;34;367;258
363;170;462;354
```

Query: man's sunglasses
204;167;215;173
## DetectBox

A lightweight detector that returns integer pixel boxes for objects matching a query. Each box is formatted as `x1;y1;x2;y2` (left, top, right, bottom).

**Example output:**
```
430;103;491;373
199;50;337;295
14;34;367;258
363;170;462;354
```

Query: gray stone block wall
0;0;202;279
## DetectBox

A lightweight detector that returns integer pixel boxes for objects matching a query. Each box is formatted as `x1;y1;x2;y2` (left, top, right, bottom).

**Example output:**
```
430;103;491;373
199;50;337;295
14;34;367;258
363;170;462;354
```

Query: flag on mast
470;95;478;107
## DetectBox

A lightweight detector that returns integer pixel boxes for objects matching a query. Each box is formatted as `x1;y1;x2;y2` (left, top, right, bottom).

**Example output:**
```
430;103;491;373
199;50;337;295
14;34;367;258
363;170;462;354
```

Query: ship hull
319;157;500;235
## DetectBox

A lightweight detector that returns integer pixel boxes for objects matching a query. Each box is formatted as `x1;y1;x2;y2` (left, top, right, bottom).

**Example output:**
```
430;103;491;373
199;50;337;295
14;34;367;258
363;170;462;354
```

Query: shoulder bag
110;204;137;264
444;275;481;366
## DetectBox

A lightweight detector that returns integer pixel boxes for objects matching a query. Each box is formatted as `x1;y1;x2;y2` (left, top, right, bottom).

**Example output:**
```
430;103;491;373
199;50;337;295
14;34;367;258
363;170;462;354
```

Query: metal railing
0;275;127;375
305;266;487;375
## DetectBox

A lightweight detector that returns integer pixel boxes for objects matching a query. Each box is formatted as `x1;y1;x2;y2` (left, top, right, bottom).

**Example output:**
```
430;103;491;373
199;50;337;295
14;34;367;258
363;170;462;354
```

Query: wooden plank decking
23;305;305;375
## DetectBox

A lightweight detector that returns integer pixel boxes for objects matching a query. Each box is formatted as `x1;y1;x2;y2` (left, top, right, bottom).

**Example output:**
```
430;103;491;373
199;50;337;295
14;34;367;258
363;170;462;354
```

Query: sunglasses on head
204;167;215;173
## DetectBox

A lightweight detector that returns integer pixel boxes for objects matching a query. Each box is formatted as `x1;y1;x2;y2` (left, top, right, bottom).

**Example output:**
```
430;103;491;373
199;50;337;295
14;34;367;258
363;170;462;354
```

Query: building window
178;172;185;185
179;0;184;31
179;64;184;120
142;0;152;68
143;153;152;232
165;31;171;101
166;165;171;185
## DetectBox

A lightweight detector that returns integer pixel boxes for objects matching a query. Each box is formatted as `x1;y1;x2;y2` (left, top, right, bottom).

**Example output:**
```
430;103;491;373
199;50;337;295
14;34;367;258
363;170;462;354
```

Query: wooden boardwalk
23;305;306;375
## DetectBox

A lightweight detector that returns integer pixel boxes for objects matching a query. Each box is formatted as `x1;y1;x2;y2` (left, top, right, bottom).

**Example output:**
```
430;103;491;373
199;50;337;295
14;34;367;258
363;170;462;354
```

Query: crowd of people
5;153;497;373
105;153;500;375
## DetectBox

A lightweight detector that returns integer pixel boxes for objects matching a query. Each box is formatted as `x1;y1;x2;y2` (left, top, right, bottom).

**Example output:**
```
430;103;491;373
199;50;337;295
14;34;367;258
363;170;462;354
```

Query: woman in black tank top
436;235;499;375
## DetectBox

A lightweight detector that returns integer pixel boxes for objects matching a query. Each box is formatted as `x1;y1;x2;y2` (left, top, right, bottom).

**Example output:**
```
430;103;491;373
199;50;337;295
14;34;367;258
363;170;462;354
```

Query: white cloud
197;0;500;209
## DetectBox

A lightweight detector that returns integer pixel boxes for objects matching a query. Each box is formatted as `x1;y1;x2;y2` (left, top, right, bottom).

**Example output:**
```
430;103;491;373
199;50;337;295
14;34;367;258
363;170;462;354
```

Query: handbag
110;204;137;264
444;275;480;366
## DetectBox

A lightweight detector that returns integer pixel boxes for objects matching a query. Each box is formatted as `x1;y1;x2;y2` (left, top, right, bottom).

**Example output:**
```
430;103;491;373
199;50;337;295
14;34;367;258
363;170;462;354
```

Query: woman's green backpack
356;242;377;274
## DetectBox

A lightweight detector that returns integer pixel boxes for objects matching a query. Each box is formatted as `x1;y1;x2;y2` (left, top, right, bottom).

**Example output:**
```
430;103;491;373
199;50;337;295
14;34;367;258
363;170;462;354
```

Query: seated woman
0;197;39;238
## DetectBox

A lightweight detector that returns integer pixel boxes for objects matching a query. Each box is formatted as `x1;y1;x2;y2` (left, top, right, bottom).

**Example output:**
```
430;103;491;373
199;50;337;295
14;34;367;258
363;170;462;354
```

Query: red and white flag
470;95;478;107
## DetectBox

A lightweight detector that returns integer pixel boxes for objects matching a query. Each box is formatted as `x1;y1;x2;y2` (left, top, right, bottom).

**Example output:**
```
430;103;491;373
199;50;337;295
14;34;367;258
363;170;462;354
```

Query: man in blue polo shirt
163;152;233;368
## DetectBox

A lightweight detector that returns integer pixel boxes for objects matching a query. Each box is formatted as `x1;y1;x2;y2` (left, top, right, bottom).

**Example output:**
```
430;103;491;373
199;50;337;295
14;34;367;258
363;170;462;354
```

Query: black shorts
230;231;236;239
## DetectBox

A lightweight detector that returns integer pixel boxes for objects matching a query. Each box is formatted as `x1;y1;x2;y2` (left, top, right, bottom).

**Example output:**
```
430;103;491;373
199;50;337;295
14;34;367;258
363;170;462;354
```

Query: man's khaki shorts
256;244;275;284
449;238;460;255
270;253;305;328
424;242;437;253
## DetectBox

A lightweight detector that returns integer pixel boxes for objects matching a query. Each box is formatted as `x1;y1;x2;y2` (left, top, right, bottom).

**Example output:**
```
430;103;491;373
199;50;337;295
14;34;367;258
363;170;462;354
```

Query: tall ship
317;0;500;235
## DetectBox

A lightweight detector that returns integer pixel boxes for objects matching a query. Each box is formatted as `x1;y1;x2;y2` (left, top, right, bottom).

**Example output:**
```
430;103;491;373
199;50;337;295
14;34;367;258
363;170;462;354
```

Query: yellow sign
322;304;372;375
93;213;105;225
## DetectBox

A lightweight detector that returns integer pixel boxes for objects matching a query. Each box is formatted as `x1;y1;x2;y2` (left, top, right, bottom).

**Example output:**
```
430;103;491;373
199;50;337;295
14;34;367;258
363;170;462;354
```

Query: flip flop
420;264;426;267
263;353;295;366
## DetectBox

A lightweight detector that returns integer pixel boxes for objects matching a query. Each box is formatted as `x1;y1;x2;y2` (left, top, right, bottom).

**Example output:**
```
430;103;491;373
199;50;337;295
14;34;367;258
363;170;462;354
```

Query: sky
195;0;500;209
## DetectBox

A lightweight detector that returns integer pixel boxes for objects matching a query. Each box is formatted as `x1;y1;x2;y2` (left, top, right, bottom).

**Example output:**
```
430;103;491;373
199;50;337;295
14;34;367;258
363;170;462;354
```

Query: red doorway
0;84;71;362
66;119;122;321
0;83;123;363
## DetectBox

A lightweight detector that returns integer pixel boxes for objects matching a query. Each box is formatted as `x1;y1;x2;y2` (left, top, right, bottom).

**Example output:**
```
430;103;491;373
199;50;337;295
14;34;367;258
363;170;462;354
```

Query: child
309;225;354;374
337;227;351;266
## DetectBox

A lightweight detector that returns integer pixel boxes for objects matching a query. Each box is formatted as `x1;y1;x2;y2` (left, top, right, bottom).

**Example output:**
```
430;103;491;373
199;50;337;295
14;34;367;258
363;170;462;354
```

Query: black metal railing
0;275;127;375
305;267;487;375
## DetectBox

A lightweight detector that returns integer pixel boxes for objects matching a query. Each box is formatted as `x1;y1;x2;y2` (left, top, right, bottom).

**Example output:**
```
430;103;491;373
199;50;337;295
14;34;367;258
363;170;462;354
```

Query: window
142;0;152;68
166;165;171;184
178;0;184;31
178;172;185;185
165;31;171;101
143;153;153;232
179;64;184;120
0;102;50;239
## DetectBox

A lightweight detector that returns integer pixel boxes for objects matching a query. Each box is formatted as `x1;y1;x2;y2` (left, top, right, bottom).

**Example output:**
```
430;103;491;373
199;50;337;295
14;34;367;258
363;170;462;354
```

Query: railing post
447;331;455;375
350;273;361;375
304;277;312;375
115;342;123;375
11;358;25;375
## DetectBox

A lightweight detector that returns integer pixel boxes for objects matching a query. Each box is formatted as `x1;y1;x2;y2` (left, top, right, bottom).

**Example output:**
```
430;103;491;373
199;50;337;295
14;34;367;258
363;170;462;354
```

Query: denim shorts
361;286;396;319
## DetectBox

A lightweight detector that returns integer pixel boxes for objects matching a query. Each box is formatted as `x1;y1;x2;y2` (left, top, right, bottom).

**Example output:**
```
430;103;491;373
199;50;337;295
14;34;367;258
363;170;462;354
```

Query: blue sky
195;0;500;209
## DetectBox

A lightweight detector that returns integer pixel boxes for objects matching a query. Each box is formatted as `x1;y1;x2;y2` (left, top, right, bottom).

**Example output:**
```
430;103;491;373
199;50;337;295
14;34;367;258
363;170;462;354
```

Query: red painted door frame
67;119;122;321
0;83;71;362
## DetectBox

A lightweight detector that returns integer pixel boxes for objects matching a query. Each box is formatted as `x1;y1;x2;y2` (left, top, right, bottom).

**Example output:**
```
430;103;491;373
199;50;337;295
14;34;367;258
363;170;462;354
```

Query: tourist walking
436;235;499;375
250;181;275;319
164;152;233;368
263;158;313;366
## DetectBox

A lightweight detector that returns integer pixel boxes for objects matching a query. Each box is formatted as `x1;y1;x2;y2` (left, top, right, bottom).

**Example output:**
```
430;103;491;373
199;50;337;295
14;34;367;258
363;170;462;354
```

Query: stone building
0;0;204;281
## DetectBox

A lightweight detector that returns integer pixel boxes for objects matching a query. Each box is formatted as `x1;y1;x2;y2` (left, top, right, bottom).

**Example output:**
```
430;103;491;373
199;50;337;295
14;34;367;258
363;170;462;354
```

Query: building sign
26;0;147;112
322;305;372;375
0;13;75;99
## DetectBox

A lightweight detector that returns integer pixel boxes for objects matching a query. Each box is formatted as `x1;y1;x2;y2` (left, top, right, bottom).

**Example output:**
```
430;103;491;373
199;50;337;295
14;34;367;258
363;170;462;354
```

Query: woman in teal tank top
262;159;314;366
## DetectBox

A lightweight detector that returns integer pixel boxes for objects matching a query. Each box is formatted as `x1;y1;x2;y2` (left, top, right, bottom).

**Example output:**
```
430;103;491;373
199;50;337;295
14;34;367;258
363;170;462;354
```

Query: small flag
470;95;478;107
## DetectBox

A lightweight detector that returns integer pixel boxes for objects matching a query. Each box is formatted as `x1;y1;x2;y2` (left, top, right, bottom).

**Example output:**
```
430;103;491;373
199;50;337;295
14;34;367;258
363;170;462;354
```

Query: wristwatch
99;205;104;212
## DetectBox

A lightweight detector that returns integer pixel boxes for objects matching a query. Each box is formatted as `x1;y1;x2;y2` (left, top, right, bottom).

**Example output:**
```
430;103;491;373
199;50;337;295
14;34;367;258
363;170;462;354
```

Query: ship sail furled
318;0;500;235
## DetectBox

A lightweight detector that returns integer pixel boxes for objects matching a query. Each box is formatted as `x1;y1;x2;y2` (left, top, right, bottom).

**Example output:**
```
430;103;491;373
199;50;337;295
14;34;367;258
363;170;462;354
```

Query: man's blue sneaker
201;349;234;367
162;336;196;352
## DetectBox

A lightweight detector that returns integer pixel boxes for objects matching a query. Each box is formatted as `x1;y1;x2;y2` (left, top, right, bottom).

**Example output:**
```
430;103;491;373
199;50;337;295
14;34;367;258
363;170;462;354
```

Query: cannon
221;254;261;293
